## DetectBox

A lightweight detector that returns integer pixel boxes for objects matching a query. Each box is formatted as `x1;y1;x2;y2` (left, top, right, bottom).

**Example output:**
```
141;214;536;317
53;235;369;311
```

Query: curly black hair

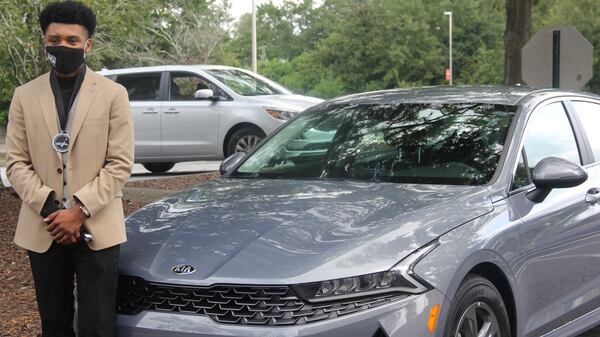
39;1;96;37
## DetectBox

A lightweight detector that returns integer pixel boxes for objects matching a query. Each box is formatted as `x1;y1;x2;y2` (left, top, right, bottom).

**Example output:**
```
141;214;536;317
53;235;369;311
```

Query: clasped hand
44;206;86;245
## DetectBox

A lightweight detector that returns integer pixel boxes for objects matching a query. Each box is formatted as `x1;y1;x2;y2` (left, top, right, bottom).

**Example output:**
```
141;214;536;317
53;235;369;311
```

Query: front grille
117;275;405;326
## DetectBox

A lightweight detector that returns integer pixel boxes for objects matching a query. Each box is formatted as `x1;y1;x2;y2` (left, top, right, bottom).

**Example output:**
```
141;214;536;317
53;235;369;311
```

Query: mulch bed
0;173;218;336
126;172;219;191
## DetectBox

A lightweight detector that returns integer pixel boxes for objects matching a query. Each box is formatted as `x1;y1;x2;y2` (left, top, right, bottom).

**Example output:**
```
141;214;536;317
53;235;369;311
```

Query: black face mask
46;45;85;75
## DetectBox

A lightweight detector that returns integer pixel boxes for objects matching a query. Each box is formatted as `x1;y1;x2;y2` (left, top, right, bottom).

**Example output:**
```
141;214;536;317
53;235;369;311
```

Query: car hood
245;94;323;111
121;178;492;286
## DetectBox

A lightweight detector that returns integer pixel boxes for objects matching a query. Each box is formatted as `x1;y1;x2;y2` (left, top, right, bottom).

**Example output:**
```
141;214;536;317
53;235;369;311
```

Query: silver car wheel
455;302;500;337
235;135;262;153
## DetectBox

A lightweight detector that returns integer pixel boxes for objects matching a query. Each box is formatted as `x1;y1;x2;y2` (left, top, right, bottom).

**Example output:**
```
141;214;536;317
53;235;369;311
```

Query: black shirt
57;74;77;117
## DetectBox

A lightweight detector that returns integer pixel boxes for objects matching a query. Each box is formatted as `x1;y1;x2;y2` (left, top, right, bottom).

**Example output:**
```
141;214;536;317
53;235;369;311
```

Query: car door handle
164;108;179;114
585;187;600;205
143;108;158;114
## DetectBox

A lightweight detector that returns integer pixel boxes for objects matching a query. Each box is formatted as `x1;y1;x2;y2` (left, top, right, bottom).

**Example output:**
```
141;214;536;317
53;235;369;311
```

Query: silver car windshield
232;103;517;185
205;69;287;96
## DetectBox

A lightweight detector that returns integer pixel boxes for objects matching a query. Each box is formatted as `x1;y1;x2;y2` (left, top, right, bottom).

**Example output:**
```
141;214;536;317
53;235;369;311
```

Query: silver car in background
117;86;600;336
99;65;322;173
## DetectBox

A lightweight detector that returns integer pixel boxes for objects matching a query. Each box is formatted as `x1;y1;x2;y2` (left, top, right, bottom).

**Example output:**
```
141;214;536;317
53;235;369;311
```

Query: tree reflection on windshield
233;103;516;185
205;69;286;96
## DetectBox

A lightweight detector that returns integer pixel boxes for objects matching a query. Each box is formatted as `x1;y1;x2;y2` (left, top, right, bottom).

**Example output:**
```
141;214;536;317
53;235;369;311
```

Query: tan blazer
6;67;134;253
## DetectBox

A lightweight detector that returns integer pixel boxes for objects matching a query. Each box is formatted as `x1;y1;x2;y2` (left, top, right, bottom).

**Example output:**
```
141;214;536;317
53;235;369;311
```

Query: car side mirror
527;156;588;203
219;152;246;175
194;89;217;101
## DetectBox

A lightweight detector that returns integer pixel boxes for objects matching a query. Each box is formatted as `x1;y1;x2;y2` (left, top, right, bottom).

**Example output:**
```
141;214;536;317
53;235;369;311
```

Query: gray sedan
117;86;600;336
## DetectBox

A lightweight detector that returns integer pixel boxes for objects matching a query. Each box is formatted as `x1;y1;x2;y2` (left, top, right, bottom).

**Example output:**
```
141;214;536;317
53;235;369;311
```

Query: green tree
129;0;233;66
0;0;235;118
534;0;600;93
294;0;447;94
0;0;166;105
0;0;47;105
227;0;320;67
440;0;505;84
240;0;508;98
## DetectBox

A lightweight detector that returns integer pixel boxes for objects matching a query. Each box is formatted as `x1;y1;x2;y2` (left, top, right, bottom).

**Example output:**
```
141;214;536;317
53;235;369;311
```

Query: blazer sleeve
73;86;134;217
5;87;55;214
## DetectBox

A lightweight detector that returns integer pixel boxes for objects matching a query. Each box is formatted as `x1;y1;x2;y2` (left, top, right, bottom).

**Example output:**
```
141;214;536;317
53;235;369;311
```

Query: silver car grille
117;275;406;326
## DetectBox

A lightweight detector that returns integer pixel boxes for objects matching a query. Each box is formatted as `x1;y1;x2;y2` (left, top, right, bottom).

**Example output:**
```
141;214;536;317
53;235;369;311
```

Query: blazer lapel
37;72;61;161
69;66;98;146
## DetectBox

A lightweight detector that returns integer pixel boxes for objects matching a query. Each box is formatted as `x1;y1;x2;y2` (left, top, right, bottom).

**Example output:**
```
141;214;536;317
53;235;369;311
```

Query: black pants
28;241;120;337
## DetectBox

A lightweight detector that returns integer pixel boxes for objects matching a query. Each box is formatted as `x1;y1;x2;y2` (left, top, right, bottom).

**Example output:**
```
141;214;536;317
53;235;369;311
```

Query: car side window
512;150;532;189
572;101;600;163
116;73;161;101
170;72;214;101
512;102;581;189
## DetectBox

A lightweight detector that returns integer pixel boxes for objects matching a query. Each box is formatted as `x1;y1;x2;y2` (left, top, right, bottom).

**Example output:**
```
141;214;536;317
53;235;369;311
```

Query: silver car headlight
293;239;439;302
264;107;298;120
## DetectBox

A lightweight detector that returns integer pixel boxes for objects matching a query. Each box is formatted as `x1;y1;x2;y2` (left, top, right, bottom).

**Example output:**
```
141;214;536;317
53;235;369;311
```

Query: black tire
443;274;511;337
143;162;175;173
225;127;266;157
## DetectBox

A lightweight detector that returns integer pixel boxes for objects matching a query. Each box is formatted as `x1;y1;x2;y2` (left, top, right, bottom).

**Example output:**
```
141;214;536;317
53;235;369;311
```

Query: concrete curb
0;166;9;188
0;136;7;188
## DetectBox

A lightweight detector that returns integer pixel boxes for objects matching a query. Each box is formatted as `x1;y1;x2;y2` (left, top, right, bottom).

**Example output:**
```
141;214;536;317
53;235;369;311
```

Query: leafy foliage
0;0;232;111
231;0;508;98
0;0;598;127
534;0;600;92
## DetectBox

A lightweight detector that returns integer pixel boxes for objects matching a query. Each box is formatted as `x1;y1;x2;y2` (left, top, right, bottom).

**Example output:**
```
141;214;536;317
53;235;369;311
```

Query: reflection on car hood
121;178;492;286
245;94;323;111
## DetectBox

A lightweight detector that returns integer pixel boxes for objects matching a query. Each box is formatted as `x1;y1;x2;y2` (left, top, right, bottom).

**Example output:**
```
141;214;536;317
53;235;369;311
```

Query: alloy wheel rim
454;301;501;337
235;135;262;152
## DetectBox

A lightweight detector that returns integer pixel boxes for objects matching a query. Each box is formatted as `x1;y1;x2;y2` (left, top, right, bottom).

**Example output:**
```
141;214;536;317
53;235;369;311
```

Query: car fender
413;201;523;336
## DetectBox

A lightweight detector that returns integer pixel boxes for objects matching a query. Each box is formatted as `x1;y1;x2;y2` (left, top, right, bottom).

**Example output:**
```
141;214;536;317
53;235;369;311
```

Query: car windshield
232;102;517;185
205;69;288;96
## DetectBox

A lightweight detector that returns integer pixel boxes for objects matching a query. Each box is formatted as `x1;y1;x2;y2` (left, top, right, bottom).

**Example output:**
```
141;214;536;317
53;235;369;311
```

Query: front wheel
226;127;266;157
142;162;175;173
443;275;511;337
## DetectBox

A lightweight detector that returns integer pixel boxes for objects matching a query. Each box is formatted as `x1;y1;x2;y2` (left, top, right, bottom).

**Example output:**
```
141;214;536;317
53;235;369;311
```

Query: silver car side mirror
527;156;588;203
220;152;246;175
194;89;215;100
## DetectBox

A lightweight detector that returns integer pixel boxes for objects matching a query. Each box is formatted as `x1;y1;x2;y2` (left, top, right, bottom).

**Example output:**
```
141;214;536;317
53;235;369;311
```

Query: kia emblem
171;264;196;275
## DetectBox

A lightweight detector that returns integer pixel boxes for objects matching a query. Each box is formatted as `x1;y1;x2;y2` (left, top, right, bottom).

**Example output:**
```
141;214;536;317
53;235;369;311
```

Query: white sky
229;0;291;20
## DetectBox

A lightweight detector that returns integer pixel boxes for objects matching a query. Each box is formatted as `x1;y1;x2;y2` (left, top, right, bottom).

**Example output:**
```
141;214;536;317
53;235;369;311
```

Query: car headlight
264;107;298;120
293;239;439;303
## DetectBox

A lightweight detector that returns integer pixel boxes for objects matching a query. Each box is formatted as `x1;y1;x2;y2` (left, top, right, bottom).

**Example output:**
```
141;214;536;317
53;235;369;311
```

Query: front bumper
117;289;446;337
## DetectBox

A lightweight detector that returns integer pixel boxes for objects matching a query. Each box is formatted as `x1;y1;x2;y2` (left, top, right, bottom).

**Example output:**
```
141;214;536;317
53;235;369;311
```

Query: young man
5;1;133;336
